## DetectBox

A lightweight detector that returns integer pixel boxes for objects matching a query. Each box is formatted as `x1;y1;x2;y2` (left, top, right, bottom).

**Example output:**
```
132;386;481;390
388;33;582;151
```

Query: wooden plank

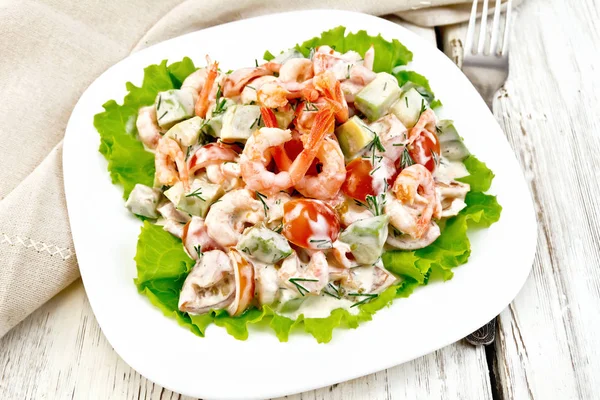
0;22;493;400
441;0;600;399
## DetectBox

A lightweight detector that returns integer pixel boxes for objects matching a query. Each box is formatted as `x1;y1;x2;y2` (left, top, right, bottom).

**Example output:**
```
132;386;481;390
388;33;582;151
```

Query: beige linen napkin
0;0;520;338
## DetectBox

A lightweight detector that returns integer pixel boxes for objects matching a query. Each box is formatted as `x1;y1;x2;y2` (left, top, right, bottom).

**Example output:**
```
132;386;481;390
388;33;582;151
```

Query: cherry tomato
341;158;374;202
282;199;340;249
407;130;441;173
342;158;398;201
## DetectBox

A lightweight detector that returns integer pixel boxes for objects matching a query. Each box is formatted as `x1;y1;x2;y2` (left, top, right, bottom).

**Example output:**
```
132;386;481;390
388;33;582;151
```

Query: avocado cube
220;105;262;143
165;116;205;147
339;215;389;265
125;184;162;219
437;120;470;161
275;109;295;129
155;89;196;130
335;116;375;160
164;179;224;218
237;227;292;264
355;73;402;121
390;88;428;129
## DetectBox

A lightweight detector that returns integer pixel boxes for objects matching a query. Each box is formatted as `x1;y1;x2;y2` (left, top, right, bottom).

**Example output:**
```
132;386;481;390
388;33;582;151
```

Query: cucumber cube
237;227;292;264
339;215;389;265
155;89;196;130
165;116;204;147
220;105;262;142
437;120;470;161
125;184;161;219
355;73;402;121
164;179;224;218
390;88;428;129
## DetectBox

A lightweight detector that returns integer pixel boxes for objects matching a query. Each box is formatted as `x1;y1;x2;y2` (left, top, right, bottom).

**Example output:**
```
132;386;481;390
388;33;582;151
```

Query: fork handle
465;318;496;345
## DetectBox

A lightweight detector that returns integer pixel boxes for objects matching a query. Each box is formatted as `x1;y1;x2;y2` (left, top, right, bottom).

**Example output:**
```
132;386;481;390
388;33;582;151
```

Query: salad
96;27;501;343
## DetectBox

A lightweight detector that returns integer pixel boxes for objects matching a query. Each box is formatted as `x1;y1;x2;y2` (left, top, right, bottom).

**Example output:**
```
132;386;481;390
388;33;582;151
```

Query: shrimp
387;222;441;250
204;189;264;248
363;45;375;71
313;70;349;123
339;264;398;295
205;162;243;191
436;180;470;218
179;250;235;315
370;114;408;163
136;106;162;149
195;58;219;118
279;58;314;83
223;67;271;97
331;240;359;269
182;216;223;260
278;251;329;296
408;109;437;145
294;138;346;200
155;136;189;189
240;108;335;194
188;142;240;175
256;82;292;109
240;75;277;104
385;164;441;239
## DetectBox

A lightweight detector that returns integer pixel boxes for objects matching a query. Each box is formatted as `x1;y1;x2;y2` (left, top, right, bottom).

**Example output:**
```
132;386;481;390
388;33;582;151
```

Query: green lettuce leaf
393;70;442;108
277;26;412;73
95;58;197;198
96;28;502;343
458;155;495;192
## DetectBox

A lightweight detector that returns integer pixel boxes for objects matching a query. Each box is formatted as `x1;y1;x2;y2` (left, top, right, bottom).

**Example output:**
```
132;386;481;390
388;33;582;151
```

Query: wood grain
441;0;600;399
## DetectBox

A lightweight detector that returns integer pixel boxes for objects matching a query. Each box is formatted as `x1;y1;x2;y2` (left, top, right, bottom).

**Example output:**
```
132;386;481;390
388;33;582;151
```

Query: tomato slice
407;130;441;173
342;158;397;201
342;158;374;202
282;199;340;249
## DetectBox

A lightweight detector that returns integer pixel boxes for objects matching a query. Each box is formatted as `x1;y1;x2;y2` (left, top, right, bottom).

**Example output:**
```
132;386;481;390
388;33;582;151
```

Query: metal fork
462;0;512;346
462;0;512;110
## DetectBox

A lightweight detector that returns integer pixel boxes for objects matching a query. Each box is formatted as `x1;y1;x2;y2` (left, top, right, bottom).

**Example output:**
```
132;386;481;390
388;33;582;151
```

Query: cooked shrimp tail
195;56;219;118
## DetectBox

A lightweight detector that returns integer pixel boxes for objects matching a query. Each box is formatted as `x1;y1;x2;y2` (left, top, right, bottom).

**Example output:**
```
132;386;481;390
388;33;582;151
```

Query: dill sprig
400;147;415;169
255;191;269;217
309;239;333;249
185;187;205;201
304;102;319;112
193;245;203;258
349;293;378;308
289;278;318;296
365;194;385;216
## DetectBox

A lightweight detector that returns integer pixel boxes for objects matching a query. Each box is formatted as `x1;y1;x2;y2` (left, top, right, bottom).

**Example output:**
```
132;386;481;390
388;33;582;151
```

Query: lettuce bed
94;27;502;343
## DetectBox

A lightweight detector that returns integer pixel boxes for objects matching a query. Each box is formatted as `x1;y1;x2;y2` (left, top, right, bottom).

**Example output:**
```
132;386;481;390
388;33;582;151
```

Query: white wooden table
2;0;600;398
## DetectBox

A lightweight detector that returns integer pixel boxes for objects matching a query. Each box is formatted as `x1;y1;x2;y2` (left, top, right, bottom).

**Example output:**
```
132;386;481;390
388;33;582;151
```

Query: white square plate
63;10;537;400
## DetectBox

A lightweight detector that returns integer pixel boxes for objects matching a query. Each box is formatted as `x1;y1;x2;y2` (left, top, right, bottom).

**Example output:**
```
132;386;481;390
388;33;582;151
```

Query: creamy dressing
351;265;376;293
279;294;358;320
435;156;469;181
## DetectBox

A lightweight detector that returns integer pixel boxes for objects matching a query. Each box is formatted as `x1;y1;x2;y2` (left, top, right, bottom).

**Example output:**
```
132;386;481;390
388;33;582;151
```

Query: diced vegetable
237;227;292;263
164;116;205;147
125;184;161;218
220;105;262;142
335;116;375;159
155;89;196;130
202;98;236;138
390;87;428;129
339;215;389;265
355;72;402;121
437;120;470;161
164;179;224;218
275;109;295;129
272;49;305;64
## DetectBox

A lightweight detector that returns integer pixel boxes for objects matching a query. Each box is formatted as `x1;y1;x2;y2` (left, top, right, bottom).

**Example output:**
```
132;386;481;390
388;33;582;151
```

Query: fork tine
489;0;502;55
477;0;489;54
465;0;479;55
501;0;513;55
